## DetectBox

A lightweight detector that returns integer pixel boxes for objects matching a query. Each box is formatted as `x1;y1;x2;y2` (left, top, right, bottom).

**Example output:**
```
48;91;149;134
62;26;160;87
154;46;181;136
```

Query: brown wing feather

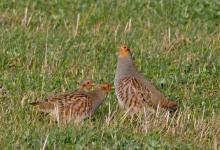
58;93;93;121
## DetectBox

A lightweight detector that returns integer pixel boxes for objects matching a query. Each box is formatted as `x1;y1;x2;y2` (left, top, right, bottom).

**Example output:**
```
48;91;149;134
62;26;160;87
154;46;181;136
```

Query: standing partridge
31;81;112;123
114;45;177;114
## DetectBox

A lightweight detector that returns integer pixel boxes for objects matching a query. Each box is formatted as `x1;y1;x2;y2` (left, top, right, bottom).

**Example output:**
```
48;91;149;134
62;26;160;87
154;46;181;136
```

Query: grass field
0;0;220;149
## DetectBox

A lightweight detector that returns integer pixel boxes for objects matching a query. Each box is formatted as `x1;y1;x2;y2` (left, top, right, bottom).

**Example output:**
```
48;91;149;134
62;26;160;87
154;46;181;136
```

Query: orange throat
118;50;129;58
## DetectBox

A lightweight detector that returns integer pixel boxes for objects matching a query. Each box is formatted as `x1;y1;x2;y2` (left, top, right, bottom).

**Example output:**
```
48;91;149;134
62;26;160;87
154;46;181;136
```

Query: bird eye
123;46;126;49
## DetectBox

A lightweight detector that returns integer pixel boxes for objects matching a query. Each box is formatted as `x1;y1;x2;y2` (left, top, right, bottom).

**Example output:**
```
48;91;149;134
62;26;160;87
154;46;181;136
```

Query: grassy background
0;0;220;149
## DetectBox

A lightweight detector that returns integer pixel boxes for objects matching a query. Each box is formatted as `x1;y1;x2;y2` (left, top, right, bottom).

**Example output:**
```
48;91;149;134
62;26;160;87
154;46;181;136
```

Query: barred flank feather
116;77;153;112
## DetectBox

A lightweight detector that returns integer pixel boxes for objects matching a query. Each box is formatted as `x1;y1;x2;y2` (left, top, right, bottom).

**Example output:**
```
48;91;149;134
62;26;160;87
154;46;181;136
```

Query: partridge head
117;44;131;57
80;80;94;92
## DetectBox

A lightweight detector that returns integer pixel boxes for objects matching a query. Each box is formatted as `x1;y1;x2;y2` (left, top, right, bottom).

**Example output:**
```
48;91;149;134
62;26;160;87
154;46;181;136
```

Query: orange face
100;83;112;92
117;44;130;58
81;80;94;90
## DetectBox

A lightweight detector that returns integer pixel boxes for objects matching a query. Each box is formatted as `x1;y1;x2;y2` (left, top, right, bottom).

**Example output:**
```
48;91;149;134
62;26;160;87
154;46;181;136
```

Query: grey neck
115;55;137;79
91;88;106;108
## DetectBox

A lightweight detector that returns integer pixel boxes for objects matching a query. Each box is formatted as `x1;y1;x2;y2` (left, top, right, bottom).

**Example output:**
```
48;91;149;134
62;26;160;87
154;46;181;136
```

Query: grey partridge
31;81;112;123
114;45;177;114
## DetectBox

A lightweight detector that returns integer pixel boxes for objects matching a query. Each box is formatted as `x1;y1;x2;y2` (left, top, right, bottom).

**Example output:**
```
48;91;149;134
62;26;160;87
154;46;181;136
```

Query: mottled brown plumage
31;81;112;123
114;45;177;114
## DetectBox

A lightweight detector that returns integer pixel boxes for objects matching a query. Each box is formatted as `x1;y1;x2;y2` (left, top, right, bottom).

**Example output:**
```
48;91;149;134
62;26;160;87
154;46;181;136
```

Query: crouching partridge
114;45;177;114
31;80;112;123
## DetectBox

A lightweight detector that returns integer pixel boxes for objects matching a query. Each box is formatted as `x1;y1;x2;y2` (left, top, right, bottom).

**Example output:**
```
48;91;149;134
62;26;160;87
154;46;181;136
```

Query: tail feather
30;101;40;106
30;101;55;113
160;99;178;111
